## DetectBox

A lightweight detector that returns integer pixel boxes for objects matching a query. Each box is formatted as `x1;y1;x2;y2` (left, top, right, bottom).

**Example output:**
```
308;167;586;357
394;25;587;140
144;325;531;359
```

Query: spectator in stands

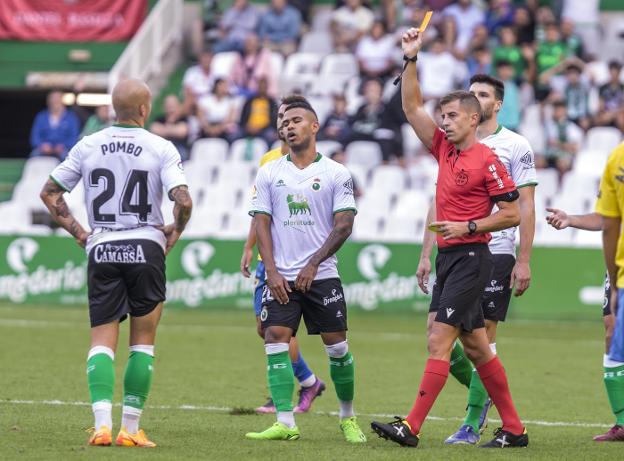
512;6;536;46
467;45;492;78
230;34;278;98
539;99;583;177
562;63;590;130
150;95;191;161
239;77;278;145
595;60;624;132
355;20;397;81
378;85;407;166
258;0;302;56
534;6;557;43
196;78;239;143
418;37;465;100
183;49;216;114
496;60;521;131
330;0;375;52
493;26;525;82
213;0;260;53
560;18;584;59
319;94;351;145
289;0;313;26
80;106;111;139
442;0;485;54
535;22;568;100
329;149;362;198
485;0;514;36
29;90;80;161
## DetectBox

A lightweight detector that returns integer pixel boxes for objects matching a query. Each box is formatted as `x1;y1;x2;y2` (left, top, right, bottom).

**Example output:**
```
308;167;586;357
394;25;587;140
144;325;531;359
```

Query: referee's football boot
479;427;528;448
370;417;419;447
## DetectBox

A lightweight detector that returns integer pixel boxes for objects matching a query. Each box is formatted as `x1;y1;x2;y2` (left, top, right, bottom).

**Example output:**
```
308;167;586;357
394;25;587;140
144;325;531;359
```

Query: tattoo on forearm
310;211;354;266
41;179;84;239
52;196;70;218
171;185;192;231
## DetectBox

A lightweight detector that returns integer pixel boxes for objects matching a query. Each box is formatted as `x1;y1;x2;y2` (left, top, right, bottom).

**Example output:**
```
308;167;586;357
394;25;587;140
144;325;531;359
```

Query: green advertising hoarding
0;235;606;320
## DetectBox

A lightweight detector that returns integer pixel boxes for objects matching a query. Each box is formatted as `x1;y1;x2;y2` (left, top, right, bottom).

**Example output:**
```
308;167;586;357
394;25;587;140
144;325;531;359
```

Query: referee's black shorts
429;243;494;332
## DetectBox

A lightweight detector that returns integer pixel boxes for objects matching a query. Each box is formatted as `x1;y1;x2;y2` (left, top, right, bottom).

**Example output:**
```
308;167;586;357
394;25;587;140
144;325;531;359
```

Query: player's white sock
339;400;355;419
277;411;296;428
92;401;112;430
300;374;317;388
121;405;142;434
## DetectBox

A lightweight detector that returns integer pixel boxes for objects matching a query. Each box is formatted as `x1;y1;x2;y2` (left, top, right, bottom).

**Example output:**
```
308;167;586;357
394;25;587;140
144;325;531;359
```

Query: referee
371;27;527;449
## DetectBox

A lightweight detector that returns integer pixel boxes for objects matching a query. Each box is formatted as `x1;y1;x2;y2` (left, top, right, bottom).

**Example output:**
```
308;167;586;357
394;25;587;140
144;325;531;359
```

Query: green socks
603;358;624;426
449;342;473;388
329;352;355;402
464;369;489;432
123;348;154;410
267;348;295;412
87;348;115;404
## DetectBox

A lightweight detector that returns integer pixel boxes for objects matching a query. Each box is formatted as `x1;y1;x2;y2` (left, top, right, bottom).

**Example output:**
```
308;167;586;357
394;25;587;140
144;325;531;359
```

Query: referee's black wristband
403;54;418;62
394;54;418;86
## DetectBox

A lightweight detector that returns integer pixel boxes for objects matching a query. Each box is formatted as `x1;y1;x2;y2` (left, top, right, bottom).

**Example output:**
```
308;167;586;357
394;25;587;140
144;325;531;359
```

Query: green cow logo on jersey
287;194;311;217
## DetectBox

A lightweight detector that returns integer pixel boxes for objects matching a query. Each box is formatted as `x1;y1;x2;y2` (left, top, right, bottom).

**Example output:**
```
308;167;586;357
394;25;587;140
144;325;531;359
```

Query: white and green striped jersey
481;126;537;256
250;153;356;281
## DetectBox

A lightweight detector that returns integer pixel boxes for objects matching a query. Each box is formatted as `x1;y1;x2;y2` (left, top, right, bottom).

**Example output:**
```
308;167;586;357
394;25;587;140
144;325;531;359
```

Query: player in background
417;74;537;445
371;27;527;449
40;79;192;447
546;207;624;440
240;94;325;414
246;101;365;443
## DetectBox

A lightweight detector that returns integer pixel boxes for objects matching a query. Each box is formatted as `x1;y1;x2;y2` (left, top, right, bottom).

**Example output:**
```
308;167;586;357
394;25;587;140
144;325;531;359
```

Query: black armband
491;189;520;203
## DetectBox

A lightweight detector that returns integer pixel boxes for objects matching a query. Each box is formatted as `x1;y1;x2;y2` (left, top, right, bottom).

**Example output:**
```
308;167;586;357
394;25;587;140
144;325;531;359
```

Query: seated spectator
319;94;351;144
80;105;111;139
213;0;259;53
535;22;568;100
230;34;278;98
467;46;492;79
150;95;191;161
239;77;278;146
539;100;583;177
331;0;375;52
562;63;590;130
560;18;584;59
258;0;302;56
196;79;239;142
493;26;525;82
512;6;535;46
182;49;216;114
443;0;485;54
496;60;521;131
329;149;362;198
595;60;624;131
485;0;514;36
355;20;397;81
30;90;80;161
289;0;313;26
419;37;465;100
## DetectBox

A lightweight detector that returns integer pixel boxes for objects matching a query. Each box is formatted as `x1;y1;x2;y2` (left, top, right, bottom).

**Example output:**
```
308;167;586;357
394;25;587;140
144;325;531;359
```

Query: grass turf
0;303;621;460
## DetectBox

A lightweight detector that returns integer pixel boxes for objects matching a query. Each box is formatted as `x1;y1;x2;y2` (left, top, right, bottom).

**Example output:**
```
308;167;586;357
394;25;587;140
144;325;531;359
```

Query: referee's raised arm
401;27;437;151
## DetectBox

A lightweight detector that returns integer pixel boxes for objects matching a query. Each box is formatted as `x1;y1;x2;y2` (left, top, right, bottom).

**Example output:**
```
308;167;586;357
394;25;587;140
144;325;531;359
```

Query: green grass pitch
0;303;622;460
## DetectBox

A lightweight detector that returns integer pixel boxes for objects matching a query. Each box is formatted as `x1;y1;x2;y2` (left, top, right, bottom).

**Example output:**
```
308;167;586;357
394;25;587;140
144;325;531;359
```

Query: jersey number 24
90;168;152;223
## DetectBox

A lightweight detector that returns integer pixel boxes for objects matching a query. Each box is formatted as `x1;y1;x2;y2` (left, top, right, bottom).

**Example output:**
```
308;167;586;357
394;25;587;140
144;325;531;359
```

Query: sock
291;351;315;386
603;354;624;426
449;342;473;388
87;346;114;430
266;343;295;422
477;356;523;435
405;359;450;434
463;369;488;432
277;411;295;428
122;345;154;433
327;342;355;419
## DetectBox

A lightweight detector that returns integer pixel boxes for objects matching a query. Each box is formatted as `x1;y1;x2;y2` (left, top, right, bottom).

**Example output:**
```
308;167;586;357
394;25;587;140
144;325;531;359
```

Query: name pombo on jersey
100;140;144;157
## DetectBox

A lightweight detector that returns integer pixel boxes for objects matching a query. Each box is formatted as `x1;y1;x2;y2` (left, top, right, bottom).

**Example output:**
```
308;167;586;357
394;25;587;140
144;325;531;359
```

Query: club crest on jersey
312;178;321;191
455;170;468;186
287;194;311;217
93;243;146;264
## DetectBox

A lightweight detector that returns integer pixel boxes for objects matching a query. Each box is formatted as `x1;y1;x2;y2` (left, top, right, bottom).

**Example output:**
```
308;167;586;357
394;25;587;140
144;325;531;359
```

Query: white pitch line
0;399;611;429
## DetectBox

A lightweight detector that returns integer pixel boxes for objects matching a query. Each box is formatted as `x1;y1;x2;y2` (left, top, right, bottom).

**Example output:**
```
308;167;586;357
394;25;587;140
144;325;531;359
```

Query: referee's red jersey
430;128;518;249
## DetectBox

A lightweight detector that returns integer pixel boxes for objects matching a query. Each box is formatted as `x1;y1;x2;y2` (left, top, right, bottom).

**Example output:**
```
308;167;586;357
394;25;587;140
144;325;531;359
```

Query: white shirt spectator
562;0;599;25
332;5;374;34
355;35;397;73
418;50;466;99
443;2;485;52
197;94;237;124
183;65;216;99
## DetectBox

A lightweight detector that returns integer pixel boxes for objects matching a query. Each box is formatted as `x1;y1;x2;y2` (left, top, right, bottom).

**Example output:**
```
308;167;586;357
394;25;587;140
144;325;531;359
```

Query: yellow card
428;223;443;234
419;11;433;33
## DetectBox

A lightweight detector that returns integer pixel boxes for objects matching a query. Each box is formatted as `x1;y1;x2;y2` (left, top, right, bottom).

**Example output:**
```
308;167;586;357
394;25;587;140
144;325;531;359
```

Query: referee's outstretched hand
402;27;423;59
266;270;291;305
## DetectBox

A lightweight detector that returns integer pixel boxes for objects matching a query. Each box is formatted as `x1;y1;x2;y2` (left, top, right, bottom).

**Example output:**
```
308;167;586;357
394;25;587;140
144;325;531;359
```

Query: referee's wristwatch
467;221;477;235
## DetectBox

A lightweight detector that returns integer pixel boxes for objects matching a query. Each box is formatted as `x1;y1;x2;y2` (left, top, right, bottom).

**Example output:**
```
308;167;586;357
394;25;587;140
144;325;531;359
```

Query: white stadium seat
382;215;421;243
369;165;407;195
298;31;334;55
345;141;382;169
573;150;610;178
584;127;622;152
393;190;431;218
190;138;230;163
229;138;268;163
346;163;369;190
535;169;559;199
211;51;238;78
316;140;343;157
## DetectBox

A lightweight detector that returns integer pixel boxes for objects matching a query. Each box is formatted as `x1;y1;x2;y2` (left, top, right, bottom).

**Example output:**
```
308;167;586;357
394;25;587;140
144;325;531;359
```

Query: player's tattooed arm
40;178;89;247
170;185;193;232
295;210;354;292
